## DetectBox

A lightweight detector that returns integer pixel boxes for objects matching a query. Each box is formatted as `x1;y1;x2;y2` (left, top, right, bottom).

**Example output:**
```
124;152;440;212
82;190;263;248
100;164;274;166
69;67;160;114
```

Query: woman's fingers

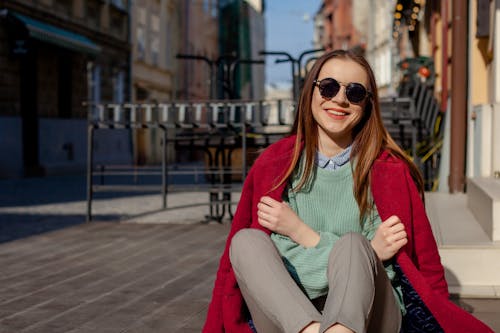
257;204;274;218
392;237;408;251
260;196;279;207
371;216;409;261
384;215;401;227
258;217;271;229
257;209;272;222
257;198;277;213
390;229;407;241
389;222;405;233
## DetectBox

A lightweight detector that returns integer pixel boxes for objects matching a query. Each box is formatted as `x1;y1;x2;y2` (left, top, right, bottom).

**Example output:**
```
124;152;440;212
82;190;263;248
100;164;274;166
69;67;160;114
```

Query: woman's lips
325;108;349;119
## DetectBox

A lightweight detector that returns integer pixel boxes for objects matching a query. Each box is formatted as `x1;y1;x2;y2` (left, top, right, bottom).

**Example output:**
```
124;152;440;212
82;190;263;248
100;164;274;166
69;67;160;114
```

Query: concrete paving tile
448;285;497;298
472;312;500;332
459;298;500;313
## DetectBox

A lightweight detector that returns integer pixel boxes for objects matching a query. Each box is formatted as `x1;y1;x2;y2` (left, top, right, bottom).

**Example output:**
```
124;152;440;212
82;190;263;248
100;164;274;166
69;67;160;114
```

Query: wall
492;1;500;175
0;117;23;178
468;0;500;178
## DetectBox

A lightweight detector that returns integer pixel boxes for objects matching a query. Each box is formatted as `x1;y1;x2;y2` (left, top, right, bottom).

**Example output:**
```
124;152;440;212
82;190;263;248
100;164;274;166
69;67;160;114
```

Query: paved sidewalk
0;174;238;243
0;174;499;331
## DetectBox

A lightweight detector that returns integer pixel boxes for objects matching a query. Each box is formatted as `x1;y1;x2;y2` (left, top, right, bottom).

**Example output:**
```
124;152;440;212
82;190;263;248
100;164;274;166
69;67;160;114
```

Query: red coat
203;135;493;333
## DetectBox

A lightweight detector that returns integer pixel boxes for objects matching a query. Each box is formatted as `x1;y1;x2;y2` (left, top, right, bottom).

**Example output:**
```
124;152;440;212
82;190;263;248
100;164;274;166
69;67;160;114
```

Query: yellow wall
470;0;489;105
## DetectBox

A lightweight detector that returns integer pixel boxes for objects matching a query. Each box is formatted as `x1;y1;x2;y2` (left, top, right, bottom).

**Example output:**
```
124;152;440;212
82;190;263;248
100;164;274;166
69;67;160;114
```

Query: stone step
425;192;500;298
467;177;500;241
439;245;500;297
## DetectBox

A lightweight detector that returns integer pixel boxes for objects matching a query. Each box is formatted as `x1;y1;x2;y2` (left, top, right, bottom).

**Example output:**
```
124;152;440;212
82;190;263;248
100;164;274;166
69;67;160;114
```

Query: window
151;36;159;66
54;0;72;16
136;86;149;101
86;1;100;29
136;26;146;60
211;0;218;17
113;70;125;103
136;7;147;61
110;10;126;38
150;14;160;66
165;18;173;69
110;0;127;11
87;62;101;104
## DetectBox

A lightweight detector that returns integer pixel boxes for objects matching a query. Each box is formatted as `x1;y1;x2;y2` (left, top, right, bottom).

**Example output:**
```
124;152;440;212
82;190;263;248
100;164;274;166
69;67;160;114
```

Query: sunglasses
313;77;371;104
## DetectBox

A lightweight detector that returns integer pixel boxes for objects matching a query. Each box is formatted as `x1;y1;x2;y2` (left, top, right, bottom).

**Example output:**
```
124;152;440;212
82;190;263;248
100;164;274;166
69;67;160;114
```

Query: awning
1;9;101;55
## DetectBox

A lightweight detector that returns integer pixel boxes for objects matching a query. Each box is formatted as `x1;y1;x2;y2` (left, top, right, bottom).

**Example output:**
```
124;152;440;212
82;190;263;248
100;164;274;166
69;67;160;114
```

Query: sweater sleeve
271;231;340;299
271;183;341;299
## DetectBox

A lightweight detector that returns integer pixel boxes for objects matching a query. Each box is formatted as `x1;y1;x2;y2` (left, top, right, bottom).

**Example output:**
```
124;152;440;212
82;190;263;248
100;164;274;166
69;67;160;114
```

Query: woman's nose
332;85;348;104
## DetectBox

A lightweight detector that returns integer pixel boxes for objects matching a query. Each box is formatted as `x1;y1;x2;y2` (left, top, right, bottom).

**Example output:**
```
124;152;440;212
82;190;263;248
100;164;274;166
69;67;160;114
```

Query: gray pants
229;229;402;333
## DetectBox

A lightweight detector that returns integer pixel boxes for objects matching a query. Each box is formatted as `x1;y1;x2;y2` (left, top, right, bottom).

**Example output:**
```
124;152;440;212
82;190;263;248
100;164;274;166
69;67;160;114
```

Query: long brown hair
276;49;424;220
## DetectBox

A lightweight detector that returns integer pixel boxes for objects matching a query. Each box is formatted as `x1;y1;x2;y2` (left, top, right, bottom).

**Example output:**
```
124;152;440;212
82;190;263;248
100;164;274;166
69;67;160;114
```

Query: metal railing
85;99;296;222
379;80;444;190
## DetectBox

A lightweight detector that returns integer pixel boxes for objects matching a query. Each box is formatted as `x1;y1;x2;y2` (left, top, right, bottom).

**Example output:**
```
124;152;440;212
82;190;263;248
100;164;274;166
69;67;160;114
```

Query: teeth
327;110;347;116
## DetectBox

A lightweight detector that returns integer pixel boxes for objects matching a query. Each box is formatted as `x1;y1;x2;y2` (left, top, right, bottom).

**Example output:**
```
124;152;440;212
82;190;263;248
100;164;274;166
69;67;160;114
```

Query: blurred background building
0;0;266;175
0;0;130;178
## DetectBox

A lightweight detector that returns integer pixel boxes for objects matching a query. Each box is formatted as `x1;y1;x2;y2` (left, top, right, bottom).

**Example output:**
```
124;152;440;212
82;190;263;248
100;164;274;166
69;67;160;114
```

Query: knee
229;229;268;267
328;232;373;264
338;232;370;248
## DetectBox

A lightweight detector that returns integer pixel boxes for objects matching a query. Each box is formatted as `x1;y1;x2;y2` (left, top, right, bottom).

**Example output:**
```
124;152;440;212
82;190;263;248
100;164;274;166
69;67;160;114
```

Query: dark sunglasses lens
346;83;367;103
319;79;340;99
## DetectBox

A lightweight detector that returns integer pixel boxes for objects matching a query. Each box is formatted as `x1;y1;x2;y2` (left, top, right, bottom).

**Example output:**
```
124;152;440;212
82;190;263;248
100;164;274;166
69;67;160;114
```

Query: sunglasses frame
313;77;372;104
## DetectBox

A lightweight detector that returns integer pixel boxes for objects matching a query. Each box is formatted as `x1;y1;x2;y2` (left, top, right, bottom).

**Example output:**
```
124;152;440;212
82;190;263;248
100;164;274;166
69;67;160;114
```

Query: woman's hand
257;196;320;247
370;215;408;261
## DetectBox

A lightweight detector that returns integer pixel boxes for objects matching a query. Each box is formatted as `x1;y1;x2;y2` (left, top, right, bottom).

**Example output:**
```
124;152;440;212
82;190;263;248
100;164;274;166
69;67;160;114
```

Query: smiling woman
203;49;494;333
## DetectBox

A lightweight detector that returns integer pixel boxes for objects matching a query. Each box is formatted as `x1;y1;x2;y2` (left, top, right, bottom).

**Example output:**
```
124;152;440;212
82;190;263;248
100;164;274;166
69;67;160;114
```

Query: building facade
362;0;398;96
465;0;500;181
0;0;267;176
218;0;265;100
314;0;399;96
131;0;183;165
130;0;220;165
176;0;219;100
314;0;365;52
0;0;130;178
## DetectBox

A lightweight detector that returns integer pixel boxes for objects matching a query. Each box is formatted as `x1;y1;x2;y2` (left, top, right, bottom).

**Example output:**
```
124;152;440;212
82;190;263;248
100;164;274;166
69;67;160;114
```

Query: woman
203;50;493;333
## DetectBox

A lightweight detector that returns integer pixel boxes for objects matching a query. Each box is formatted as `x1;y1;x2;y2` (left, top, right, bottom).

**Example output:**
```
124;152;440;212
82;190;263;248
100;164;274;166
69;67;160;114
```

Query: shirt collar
316;145;352;169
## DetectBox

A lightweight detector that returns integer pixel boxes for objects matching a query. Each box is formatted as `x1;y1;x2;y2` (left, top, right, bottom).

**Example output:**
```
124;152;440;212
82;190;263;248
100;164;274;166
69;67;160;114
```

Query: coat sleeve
403;165;449;298
202;166;256;333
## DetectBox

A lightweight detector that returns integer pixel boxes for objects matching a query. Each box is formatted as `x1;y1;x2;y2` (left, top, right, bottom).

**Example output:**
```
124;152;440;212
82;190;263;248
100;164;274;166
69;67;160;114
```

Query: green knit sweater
270;161;405;313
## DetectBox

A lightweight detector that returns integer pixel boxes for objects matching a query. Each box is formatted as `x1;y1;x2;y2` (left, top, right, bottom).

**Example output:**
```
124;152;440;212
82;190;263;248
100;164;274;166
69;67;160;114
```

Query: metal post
449;0;468;193
176;54;215;99
297;48;324;96
260;51;297;101
230;59;265;99
242;103;251;179
161;127;167;209
292;60;299;102
216;54;238;99
209;63;216;99
86;125;94;222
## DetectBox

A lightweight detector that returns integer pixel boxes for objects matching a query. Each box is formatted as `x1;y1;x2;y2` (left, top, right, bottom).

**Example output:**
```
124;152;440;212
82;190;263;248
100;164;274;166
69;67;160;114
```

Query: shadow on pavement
0;213;121;244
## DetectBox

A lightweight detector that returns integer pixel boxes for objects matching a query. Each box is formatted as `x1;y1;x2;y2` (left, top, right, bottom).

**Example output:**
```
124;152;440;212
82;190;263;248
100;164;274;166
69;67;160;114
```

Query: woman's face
311;58;370;152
